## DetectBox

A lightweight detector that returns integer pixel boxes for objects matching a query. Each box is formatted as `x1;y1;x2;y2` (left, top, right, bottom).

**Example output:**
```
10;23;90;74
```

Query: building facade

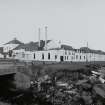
1;39;105;63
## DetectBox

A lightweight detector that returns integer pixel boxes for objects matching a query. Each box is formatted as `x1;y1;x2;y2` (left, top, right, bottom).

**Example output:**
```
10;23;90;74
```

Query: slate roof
14;40;51;51
5;38;23;45
61;44;74;50
80;47;91;53
48;44;74;50
80;47;105;54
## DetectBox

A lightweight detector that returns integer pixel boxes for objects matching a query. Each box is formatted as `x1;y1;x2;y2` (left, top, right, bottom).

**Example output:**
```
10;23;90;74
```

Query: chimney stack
38;28;41;47
45;26;47;50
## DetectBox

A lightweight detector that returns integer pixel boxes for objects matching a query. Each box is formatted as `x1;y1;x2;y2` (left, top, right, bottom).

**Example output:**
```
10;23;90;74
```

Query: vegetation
0;61;105;105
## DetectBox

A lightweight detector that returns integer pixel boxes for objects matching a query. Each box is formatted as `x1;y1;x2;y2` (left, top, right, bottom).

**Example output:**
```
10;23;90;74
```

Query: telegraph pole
38;28;41;48
86;42;88;63
45;26;48;50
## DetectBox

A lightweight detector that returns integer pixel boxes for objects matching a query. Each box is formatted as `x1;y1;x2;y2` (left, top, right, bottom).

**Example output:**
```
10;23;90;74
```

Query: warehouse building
1;37;105;63
12;40;90;62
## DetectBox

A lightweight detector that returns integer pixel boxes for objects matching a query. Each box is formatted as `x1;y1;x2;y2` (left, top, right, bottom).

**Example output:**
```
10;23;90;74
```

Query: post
38;28;41;47
86;42;88;63
45;26;47;50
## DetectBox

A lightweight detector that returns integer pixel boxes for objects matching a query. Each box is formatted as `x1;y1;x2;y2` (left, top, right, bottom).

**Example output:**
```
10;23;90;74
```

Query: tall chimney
45;26;47;50
38;28;41;47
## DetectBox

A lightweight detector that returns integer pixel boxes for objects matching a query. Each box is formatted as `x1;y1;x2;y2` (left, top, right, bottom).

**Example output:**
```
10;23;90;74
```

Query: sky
0;0;105;50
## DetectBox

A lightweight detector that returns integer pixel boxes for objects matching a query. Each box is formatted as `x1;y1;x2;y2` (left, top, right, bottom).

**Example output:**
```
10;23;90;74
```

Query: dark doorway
60;56;64;62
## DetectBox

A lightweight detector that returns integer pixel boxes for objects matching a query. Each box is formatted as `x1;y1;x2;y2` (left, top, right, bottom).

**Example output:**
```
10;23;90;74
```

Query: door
60;56;64;62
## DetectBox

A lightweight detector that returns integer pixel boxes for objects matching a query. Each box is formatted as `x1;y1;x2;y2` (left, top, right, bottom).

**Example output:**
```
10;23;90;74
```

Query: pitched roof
14;40;51;51
14;42;38;51
5;38;23;45
61;44;74;50
80;47;91;53
80;47;105;54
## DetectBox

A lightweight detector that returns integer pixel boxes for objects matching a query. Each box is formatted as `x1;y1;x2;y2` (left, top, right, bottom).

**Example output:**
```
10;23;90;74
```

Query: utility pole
45;26;48;50
38;28;41;48
86;42;88;63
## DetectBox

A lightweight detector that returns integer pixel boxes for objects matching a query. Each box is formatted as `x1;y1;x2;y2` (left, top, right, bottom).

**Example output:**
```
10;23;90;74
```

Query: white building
13;40;86;62
3;38;23;53
45;40;61;50
10;39;105;63
0;53;4;58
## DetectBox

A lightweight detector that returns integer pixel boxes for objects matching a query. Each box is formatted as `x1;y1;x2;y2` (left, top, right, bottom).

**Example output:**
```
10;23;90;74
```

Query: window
67;56;68;60
80;56;81;60
34;53;35;59
22;53;25;58
55;55;57;59
42;53;44;59
84;56;85;59
71;56;73;60
9;50;13;57
76;55;78;59
69;52;71;55
26;54;29;59
48;53;50;59
75;49;77;53
65;51;67;55
25;48;27;51
65;56;66;60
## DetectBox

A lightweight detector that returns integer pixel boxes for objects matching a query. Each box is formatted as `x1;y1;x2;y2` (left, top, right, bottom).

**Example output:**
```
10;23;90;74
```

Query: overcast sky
0;0;105;50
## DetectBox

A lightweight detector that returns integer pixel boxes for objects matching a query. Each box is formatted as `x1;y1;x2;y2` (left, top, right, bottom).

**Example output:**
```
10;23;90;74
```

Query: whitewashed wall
0;53;4;58
13;49;105;62
3;44;19;52
32;50;64;62
74;52;86;62
13;49;32;61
